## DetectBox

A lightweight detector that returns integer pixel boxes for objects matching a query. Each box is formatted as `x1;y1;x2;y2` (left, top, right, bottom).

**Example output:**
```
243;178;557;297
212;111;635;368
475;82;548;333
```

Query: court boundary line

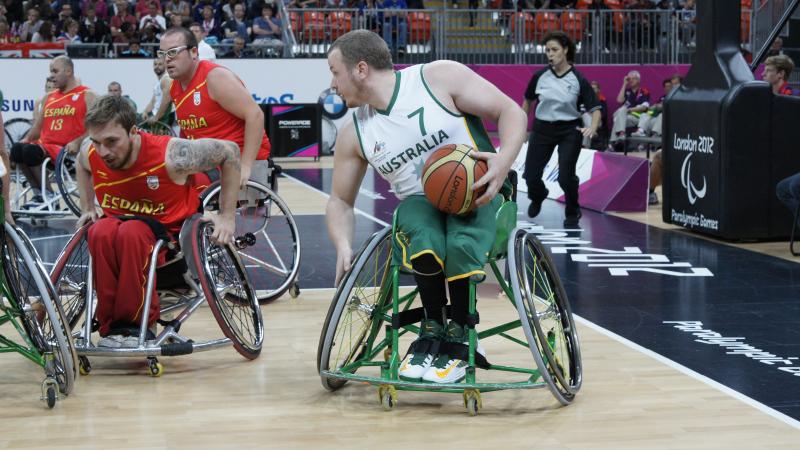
285;169;800;431
575;315;800;430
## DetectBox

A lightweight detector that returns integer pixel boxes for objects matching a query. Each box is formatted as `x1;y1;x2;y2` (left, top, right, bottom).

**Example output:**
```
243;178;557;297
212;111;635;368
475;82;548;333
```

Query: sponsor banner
0;59;331;121
511;141;648;212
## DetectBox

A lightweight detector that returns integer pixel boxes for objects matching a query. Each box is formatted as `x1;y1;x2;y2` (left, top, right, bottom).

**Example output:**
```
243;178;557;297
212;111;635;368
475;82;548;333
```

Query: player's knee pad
9;142;26;164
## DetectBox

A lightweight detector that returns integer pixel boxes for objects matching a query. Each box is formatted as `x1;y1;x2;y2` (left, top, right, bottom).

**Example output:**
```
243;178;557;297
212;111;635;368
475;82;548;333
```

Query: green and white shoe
422;321;485;384
399;319;444;381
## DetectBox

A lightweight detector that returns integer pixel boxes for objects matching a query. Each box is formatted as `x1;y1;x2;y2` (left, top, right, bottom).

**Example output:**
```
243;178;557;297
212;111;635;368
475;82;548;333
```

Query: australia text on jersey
375;129;449;176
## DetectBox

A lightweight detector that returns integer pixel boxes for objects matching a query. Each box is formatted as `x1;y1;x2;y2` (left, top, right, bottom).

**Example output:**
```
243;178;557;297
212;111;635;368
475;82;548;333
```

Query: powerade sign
251;92;295;104
2;98;37;113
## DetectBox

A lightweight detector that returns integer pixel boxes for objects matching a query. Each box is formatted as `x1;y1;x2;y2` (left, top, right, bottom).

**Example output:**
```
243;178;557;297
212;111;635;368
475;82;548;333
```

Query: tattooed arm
165;137;241;245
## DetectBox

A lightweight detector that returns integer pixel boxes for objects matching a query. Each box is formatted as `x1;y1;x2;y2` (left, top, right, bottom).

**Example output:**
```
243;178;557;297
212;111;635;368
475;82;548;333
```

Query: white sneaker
398;319;443;381
422;322;486;384
631;129;647;137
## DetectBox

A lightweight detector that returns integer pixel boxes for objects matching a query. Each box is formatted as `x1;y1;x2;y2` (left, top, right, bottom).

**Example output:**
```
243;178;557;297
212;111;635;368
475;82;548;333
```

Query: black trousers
524;120;583;219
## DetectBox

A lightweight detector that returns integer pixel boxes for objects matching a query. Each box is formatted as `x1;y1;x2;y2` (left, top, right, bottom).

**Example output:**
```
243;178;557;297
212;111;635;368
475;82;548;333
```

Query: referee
522;31;600;228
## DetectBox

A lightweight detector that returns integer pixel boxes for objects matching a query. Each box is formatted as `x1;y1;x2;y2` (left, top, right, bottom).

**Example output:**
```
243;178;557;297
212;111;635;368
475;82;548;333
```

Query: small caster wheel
46;386;57;408
41;377;58;409
78;356;91;375
289;283;300;299
378;385;397;411
147;357;163;377
463;389;482;416
383;346;393;362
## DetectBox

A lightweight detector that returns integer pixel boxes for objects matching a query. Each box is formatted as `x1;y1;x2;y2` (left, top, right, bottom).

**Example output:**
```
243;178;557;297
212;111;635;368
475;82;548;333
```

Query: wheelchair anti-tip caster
147;357;163;377
78;356;91;375
41;377;58;409
378;385;397;411
463;389;482;416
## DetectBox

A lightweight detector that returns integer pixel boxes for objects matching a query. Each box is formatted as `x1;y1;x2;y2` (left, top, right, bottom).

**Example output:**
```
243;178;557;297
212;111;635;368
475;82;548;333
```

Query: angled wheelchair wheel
189;219;264;359
54;148;82;217
49;225;90;329
201;180;301;303
137;120;176;137
3;117;32;150
317;227;393;391
3;223;78;395
508;228;582;405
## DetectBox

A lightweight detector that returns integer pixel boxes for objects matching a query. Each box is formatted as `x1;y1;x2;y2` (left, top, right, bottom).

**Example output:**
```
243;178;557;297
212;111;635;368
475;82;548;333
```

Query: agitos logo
680;153;707;205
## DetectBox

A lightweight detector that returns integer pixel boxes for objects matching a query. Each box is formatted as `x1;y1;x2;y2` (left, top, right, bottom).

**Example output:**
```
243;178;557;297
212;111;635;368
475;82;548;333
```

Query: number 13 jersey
352;64;496;200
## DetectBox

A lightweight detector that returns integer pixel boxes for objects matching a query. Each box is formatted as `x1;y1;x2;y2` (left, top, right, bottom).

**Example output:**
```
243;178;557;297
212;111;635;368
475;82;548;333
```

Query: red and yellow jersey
38;85;89;160
778;81;794;96
170;60;270;160
88;131;200;233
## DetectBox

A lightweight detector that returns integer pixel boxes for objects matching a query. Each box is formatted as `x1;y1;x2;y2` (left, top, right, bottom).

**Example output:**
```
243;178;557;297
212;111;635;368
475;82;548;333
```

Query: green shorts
392;194;503;282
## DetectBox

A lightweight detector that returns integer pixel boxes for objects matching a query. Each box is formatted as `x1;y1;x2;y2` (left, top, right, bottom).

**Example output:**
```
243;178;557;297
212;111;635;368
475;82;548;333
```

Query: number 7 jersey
352;64;497;200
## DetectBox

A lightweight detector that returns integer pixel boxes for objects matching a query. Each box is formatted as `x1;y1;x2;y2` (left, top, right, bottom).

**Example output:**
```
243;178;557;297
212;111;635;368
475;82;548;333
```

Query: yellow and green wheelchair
317;193;582;415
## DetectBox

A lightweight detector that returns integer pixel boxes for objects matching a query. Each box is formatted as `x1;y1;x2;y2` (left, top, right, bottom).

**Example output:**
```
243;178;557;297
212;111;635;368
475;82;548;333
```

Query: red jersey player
75;95;241;348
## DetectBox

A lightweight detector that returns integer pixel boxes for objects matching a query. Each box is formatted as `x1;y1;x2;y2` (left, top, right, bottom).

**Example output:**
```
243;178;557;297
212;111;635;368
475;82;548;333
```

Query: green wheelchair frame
317;200;582;415
0;193;77;408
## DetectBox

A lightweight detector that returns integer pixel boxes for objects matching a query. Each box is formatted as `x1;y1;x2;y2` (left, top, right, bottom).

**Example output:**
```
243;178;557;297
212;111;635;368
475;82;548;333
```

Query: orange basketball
422;143;488;215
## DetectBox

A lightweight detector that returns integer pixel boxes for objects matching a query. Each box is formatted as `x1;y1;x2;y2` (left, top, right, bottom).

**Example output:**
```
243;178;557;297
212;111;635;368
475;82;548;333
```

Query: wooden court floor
1;157;799;449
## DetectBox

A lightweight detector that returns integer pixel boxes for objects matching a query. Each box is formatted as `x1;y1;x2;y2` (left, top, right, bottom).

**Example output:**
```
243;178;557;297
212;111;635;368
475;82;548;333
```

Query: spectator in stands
139;1;166;39
609;69;650;150
581;80;608;149
357;0;382;34
81;0;109;20
107;81;138;110
31;0;57;21
54;3;75;34
57;18;81;42
134;0;161;19
118;37;151;57
109;0;128;16
539;0;577;7
3;0;24;25
763;54;795;96
222;2;250;43
189;21;218;59
252;5;283;47
164;0;191;21
286;0;320;8
80;6;110;42
19;7;44;42
169;13;186;28
678;0;696;48
223;35;251;57
326;0;348;7
382;0;408;57
201;4;222;41
31;20;56;42
767;37;784;57
110;0;137;42
0;18;12;44
193;0;221;23
670;73;682;88
632;77;671;137
221;0;240;21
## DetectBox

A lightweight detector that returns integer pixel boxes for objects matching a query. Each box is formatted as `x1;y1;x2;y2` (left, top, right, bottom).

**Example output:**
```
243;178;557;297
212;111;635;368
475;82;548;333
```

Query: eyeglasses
156;45;189;59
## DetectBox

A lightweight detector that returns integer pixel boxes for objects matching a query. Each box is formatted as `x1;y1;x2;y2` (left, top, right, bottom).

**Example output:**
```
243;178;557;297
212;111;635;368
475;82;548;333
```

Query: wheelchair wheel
201;180;301;303
508;229;582;405
3;223;78;395
317;227;393;391
3;117;32;150
54;148;81;217
138;120;176;137
49;225;90;329
189;219;263;359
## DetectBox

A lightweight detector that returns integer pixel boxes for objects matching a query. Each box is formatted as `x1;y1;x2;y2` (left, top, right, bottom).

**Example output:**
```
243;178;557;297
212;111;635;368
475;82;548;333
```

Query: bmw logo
318;88;347;120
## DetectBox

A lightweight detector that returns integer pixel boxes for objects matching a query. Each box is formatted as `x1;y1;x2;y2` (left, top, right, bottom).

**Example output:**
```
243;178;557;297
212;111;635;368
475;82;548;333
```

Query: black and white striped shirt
524;66;600;122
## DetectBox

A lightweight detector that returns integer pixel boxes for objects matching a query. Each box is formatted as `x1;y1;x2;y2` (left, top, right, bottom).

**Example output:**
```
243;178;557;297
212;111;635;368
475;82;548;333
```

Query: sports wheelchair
49;214;263;376
199;159;301;303
317;198;582;415
137;120;177;137
0;184;77;408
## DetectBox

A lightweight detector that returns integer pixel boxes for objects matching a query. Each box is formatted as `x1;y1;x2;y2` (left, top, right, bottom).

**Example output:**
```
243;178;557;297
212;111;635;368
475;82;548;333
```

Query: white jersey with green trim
352;64;495;200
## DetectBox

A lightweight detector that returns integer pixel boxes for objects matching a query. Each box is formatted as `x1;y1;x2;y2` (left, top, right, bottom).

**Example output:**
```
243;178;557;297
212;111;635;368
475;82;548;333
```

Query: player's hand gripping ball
422;143;488;215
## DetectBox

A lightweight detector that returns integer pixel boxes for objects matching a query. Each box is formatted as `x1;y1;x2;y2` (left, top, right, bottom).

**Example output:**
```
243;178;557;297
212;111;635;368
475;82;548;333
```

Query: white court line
575;315;800;430
281;173;390;227
30;233;73;243
285;169;800;431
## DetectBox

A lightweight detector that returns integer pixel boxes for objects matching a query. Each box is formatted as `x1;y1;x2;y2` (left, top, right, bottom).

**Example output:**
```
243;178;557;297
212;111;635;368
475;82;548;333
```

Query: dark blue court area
17;167;800;422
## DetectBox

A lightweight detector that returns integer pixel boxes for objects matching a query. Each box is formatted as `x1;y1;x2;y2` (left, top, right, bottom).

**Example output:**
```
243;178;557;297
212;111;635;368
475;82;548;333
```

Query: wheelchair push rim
509;228;582;405
190;219;264;359
49;224;90;330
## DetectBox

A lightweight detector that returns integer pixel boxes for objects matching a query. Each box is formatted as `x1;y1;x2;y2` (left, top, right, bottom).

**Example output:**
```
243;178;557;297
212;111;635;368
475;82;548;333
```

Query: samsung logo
1;99;36;113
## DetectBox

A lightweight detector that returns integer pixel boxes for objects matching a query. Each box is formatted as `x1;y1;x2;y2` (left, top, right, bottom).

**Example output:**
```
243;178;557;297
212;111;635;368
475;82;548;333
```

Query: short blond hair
765;54;795;80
